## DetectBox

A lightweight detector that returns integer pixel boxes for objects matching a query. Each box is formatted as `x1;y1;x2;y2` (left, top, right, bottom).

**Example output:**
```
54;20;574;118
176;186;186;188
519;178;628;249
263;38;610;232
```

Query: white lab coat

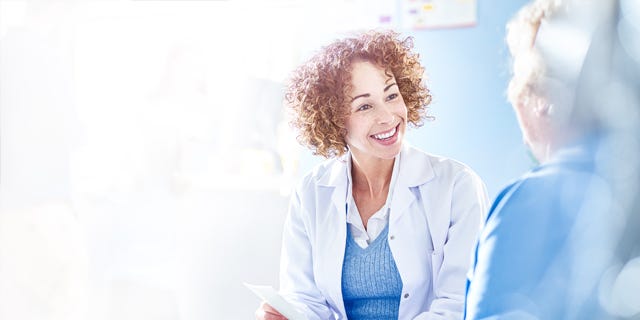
279;144;488;320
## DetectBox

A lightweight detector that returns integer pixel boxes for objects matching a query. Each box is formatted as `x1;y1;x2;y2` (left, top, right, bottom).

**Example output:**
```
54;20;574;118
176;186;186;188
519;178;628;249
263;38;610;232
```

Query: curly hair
285;29;432;158
506;0;558;107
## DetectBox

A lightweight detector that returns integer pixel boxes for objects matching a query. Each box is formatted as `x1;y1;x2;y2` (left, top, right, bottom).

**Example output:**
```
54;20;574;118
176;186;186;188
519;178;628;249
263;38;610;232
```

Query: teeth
373;127;397;140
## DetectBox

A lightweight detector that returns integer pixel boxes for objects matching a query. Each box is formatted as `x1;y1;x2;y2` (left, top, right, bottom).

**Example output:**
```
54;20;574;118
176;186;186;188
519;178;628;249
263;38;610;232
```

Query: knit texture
341;225;402;319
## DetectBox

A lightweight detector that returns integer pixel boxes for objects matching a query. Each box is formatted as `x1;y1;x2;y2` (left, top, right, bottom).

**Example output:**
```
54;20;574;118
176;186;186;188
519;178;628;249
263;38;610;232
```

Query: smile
371;124;398;140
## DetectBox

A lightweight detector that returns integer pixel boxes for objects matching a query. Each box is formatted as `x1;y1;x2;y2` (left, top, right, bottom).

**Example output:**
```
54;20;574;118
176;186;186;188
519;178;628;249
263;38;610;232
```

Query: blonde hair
506;0;561;107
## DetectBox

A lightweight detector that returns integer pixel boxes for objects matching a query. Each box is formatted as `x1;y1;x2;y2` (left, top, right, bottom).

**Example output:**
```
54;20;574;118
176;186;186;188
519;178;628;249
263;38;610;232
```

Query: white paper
244;283;309;320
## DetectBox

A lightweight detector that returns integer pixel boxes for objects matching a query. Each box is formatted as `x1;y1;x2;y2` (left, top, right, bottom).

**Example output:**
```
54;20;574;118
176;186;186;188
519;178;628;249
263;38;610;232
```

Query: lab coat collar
396;143;436;187
317;143;436;225
317;155;349;187
390;143;436;223
317;142;436;188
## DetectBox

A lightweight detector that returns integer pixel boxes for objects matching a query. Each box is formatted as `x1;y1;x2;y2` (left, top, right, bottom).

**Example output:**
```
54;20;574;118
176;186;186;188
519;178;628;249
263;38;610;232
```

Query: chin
379;143;403;159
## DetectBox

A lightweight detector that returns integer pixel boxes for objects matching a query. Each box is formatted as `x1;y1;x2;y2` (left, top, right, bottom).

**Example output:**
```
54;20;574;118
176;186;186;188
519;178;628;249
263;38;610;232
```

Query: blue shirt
464;139;619;319
342;224;402;319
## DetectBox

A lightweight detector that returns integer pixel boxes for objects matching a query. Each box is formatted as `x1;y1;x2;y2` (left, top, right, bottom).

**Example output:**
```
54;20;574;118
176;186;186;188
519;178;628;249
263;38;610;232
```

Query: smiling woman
286;30;430;159
345;61;407;162
255;30;489;320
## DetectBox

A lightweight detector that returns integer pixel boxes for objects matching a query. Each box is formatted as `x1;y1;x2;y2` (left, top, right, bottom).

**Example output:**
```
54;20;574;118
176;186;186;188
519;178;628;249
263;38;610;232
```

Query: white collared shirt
345;153;400;248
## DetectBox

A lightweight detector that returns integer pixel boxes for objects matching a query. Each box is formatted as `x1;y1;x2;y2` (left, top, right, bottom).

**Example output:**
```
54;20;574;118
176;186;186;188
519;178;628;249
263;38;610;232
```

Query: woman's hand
255;302;288;320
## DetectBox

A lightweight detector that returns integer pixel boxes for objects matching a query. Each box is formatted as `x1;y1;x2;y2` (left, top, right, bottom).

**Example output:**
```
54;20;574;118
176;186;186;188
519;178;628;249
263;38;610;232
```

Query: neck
533;129;575;163
350;155;395;198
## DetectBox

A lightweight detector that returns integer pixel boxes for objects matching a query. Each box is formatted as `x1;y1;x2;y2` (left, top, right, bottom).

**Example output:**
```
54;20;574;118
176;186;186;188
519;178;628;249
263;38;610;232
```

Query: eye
386;93;399;101
356;104;372;112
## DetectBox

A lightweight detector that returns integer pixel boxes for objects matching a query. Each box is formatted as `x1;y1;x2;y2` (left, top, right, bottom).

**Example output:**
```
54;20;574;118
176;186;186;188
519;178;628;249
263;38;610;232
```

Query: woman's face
344;60;408;162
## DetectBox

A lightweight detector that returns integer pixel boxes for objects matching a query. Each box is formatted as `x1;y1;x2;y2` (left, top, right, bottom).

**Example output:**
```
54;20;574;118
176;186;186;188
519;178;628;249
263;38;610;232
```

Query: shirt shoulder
296;157;345;189
488;161;608;230
404;145;484;188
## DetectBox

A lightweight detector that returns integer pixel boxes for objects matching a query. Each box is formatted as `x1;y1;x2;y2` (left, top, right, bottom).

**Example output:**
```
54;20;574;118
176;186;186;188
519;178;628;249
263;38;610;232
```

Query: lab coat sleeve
279;187;334;320
417;169;489;320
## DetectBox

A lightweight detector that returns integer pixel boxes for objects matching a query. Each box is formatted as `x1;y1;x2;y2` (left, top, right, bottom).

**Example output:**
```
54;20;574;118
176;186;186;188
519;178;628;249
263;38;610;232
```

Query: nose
376;105;395;124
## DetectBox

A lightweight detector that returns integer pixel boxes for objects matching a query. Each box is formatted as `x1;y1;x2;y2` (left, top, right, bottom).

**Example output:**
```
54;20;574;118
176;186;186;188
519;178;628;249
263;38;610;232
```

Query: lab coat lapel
389;182;416;223
317;156;349;315
390;144;435;223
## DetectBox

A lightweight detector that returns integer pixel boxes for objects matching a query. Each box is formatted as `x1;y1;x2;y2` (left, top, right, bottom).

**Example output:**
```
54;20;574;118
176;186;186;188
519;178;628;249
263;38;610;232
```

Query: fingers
255;302;288;320
261;302;282;315
255;308;287;320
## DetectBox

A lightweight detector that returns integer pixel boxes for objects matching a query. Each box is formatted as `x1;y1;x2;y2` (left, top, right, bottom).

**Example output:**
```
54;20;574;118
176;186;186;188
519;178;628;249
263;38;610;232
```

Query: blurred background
0;0;637;319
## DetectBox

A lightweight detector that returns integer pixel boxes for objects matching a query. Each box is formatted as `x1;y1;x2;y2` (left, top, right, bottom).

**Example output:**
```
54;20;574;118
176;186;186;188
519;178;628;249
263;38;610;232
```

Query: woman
464;0;640;319
257;30;488;320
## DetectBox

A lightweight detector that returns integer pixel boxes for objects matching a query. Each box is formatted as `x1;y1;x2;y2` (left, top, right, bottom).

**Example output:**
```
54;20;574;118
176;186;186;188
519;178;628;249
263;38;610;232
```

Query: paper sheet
244;283;309;320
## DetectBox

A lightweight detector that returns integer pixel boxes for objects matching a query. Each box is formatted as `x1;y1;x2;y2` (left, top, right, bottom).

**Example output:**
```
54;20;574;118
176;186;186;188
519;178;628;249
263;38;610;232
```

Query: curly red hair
285;29;432;158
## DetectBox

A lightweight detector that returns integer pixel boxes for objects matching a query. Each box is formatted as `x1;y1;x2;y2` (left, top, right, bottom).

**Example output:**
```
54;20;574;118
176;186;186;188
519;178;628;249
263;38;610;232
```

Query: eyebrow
350;82;398;103
384;83;397;92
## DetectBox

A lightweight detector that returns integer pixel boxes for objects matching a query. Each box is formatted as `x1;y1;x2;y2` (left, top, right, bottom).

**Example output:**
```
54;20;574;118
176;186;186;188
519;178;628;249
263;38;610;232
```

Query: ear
533;95;552;117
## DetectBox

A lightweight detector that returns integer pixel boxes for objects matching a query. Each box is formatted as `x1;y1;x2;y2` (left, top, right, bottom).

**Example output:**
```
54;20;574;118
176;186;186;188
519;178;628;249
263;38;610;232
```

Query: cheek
514;101;545;141
397;101;408;120
514;104;532;132
344;116;356;133
399;95;408;110
513;102;527;122
344;116;363;139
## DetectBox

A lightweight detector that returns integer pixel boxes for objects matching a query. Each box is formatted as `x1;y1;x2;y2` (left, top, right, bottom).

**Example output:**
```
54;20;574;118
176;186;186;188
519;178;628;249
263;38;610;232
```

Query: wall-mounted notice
402;0;477;29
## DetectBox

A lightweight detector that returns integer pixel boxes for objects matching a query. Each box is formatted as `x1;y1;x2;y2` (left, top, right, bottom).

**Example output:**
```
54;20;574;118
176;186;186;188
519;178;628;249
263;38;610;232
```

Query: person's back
465;137;619;319
464;0;640;318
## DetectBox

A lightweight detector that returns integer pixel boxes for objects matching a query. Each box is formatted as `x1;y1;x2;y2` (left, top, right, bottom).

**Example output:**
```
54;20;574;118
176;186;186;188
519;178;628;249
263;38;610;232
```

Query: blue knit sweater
341;224;403;319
